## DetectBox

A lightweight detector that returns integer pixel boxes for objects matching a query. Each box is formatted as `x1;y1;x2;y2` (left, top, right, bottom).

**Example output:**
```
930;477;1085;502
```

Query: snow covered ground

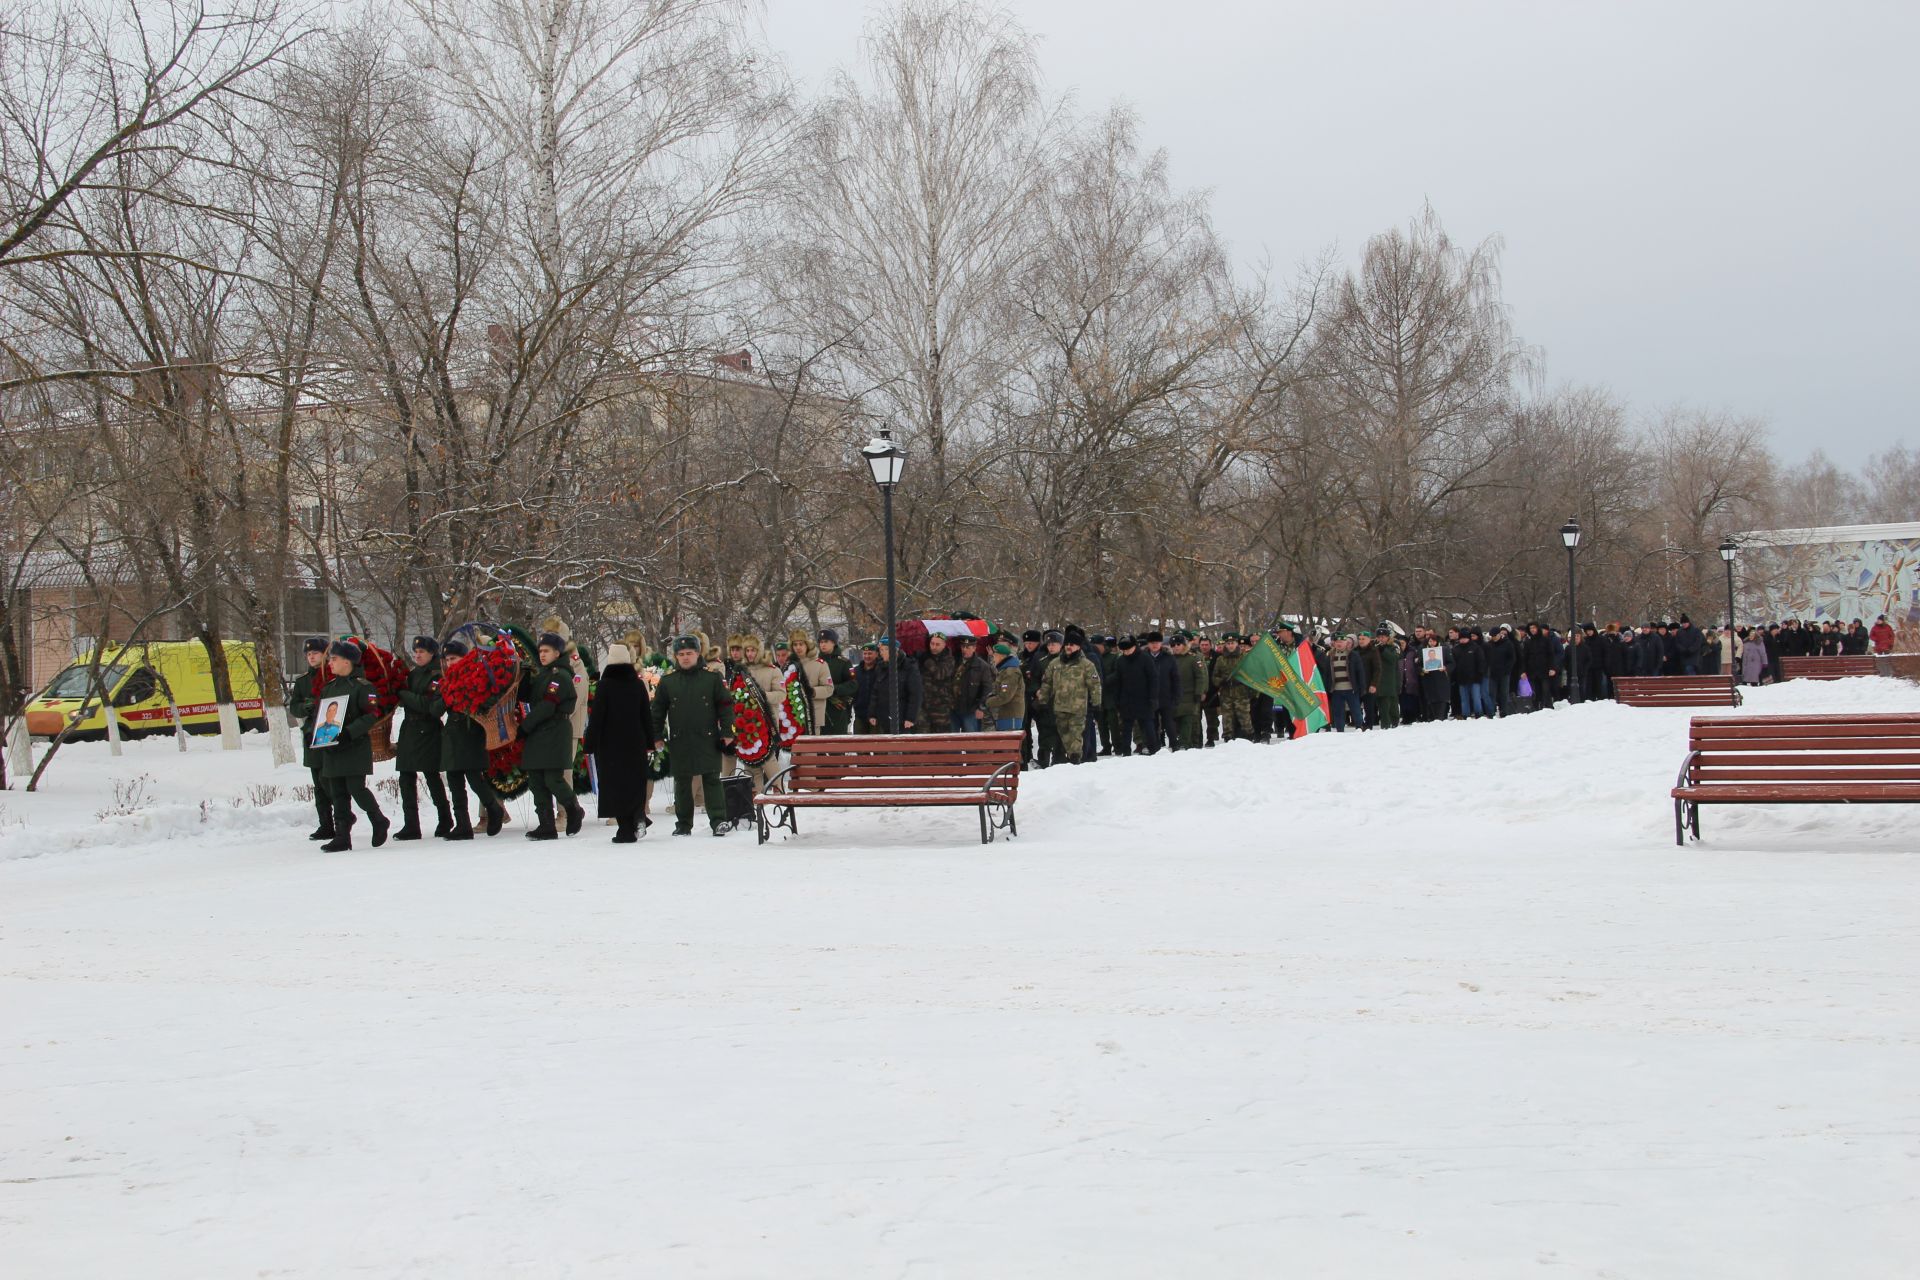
2;679;1916;1278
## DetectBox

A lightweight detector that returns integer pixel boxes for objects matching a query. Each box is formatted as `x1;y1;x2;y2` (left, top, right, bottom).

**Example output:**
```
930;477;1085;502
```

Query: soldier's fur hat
672;635;700;653
327;639;361;664
303;636;327;654
1063;625;1088;648
536;631;565;653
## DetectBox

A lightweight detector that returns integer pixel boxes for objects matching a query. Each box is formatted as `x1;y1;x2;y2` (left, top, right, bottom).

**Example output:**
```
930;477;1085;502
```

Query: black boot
427;775;452;837
370;814;390;847
320;834;352;852
446;791;473;841
526;799;558;841
612;818;639;845
308;825;335;841
431;813;452;838
394;821;424;841
486;805;505;837
565;803;585;837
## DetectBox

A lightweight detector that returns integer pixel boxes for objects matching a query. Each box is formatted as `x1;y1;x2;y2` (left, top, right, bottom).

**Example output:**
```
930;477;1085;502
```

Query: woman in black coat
581;645;655;842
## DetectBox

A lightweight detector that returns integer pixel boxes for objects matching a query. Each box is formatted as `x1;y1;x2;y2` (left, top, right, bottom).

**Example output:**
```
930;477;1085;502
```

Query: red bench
1670;713;1920;845
754;732;1023;845
1614;676;1742;708
1780;656;1878;680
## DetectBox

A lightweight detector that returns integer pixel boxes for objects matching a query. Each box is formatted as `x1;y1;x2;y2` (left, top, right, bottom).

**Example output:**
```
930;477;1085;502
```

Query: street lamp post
1561;517;1581;704
862;429;908;734
1720;537;1739;690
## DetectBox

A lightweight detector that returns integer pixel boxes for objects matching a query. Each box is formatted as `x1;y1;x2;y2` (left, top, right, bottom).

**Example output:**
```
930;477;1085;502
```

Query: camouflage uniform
1034;651;1102;764
1216;643;1256;741
1175;644;1208;749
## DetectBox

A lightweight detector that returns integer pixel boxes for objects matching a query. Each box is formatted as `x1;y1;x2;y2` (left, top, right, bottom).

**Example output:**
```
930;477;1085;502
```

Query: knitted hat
672;635;700;653
328;639;361;664
303;637;327;654
605;643;634;667
536;631;565;653
411;635;439;656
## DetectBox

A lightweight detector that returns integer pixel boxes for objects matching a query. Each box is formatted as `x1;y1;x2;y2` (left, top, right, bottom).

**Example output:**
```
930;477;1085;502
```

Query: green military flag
1232;632;1329;734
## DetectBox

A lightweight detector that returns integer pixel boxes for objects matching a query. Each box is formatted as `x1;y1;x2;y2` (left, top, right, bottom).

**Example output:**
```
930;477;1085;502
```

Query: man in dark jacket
431;637;508;841
864;637;923;733
651;635;735;836
393;636;453;840
1092;635;1119;755
519;631;583;841
286;637;333;840
315;640;389;852
1674;615;1706;675
1522;623;1556;711
1145;631;1181;750
1451;629;1488;719
1485;625;1519;717
954;635;993;731
1112;636;1157;754
1019;629;1046;765
817;630;856;734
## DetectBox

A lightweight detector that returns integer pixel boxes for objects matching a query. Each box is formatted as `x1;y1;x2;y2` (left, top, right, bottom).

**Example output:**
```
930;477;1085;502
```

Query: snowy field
2;679;1916;1278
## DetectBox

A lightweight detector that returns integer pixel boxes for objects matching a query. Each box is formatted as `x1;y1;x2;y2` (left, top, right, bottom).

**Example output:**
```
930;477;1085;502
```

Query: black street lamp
1561;517;1581;703
1720;537;1739;689
862;428;908;733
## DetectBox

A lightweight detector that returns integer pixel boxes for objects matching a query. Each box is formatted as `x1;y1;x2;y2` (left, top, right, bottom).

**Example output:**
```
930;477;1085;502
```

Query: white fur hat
604;643;634;667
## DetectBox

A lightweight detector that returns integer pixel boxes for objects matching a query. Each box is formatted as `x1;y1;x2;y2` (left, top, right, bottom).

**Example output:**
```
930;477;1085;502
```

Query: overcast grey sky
762;0;1918;467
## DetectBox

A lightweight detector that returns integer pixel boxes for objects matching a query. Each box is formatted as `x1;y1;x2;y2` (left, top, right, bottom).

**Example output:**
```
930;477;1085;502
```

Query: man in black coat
1485;624;1519;717
582;643;654;842
864;638;923;733
1674;614;1705;675
1522;623;1556;711
1145;631;1181;750
393;636;453;840
1112;636;1157;754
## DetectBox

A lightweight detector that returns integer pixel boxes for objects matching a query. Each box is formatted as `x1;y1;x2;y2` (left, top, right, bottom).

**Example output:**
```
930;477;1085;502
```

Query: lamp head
1719;537;1738;563
1560;517;1581;549
861;428;907;488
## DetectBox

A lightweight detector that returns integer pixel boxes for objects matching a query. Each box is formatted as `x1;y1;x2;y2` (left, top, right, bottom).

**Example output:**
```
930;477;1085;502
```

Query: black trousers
526;768;578;822
308;764;332;832
1118;708;1157;754
326;774;384;833
400;770;450;827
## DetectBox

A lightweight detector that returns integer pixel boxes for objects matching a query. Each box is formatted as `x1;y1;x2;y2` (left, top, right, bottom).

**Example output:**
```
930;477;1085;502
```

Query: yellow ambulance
25;641;266;740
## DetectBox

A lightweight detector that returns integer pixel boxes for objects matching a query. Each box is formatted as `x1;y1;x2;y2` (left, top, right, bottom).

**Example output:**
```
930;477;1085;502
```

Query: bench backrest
1780;656;1877;679
1686;713;1920;785
1614;676;1739;705
787;732;1023;796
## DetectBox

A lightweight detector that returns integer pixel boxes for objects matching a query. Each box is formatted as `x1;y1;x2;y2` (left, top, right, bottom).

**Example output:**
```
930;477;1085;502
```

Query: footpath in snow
1;678;1915;1278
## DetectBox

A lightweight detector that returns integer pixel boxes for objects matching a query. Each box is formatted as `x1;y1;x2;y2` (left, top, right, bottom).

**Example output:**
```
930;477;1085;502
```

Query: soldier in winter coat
790;633;834;734
430;637;509;840
1173;635;1208;749
1033;628;1102;764
518;632;584;840
315;640;389;852
393;636;453;840
1371;631;1403;728
985;642;1025;729
287;637;334;841
651;635;736;836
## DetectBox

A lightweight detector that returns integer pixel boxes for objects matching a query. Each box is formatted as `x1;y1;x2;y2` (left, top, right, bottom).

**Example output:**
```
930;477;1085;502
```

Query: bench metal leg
758;802;797;845
1674;797;1686;847
980;798;1016;844
1689;801;1700;841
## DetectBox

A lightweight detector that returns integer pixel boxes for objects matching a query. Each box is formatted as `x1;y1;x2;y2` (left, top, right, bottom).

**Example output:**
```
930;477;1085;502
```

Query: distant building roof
1735;522;1920;548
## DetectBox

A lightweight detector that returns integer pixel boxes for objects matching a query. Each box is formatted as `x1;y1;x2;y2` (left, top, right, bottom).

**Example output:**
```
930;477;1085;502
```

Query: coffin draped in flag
1232;633;1329;734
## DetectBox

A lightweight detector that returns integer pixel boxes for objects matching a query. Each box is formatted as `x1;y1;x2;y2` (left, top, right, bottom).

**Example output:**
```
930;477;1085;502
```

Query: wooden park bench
1779;656;1878;680
754;731;1023;845
1670;712;1920;845
1614;675;1742;708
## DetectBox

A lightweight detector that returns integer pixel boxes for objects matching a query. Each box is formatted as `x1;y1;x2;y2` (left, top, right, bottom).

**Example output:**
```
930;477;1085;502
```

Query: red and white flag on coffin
919;619;993;640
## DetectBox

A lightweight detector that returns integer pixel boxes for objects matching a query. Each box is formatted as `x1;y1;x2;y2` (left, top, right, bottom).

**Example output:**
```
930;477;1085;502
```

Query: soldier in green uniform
519;631;584;841
1031;630;1065;767
315;640;389;852
431;637;508;840
1172;633;1208;749
1033;627;1102;764
393;635;453;840
818;629;856;734
1216;634;1256;742
651;634;736;836
1371;626;1403;729
286;637;334;841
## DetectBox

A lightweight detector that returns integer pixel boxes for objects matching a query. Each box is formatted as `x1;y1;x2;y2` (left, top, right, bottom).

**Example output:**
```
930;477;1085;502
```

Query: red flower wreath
729;672;773;766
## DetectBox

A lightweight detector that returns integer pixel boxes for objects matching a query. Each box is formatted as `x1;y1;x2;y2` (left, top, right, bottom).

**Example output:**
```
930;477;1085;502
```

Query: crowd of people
285;611;1898;849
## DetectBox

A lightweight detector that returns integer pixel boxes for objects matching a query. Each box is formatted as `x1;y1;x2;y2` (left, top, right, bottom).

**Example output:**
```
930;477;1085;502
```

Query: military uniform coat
394;662;444;773
288;668;328;768
518;660;579;772
650;665;734;777
315;669;379;779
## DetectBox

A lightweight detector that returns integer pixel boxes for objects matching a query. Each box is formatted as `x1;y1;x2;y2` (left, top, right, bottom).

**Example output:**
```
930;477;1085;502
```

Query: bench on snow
1614;675;1742;708
754;731;1023;845
1670;712;1920;846
1779;656;1878;680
